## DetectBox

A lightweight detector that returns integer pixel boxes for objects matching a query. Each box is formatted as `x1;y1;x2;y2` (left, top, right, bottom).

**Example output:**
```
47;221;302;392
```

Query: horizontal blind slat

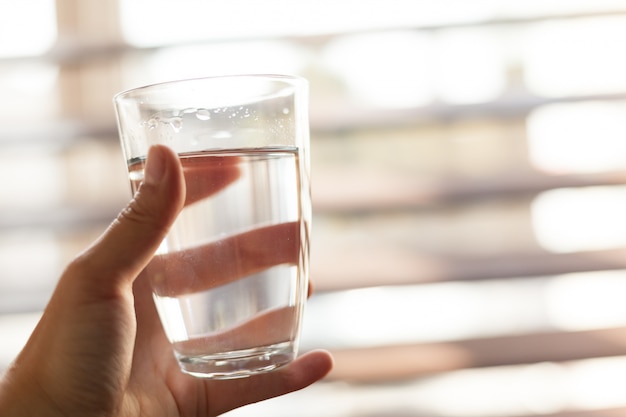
327;327;626;382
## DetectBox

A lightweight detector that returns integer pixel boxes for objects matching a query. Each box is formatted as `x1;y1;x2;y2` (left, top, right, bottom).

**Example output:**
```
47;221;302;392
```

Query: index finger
182;154;241;206
147;221;302;297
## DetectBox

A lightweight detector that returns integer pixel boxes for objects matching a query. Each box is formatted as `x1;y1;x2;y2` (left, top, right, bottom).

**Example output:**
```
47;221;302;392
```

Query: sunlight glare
321;31;436;108
527;102;626;174
546;271;626;331
133;41;308;87
435;28;505;104
531;186;626;252
0;0;56;57
524;16;626;96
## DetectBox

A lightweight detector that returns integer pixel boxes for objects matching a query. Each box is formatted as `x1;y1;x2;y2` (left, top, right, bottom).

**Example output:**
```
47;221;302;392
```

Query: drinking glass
113;75;310;379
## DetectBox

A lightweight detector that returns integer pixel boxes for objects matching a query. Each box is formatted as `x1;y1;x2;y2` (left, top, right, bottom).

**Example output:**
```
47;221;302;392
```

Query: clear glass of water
113;75;310;379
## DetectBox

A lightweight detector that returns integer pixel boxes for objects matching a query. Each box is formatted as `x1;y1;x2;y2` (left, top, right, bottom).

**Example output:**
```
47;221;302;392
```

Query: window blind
2;1;626;416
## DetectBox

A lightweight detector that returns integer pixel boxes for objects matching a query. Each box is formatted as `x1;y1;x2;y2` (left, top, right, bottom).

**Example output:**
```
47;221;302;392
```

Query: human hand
0;145;333;417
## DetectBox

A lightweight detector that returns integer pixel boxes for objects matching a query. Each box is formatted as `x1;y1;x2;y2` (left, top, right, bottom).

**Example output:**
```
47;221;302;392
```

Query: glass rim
113;73;307;102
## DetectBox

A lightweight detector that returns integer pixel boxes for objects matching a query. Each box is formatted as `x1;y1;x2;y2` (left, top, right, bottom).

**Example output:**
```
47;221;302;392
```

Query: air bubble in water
282;108;290;115
196;109;211;120
145;117;159;129
168;117;183;131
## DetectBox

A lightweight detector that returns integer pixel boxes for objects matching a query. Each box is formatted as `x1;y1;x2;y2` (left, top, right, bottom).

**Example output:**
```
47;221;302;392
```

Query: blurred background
3;0;626;416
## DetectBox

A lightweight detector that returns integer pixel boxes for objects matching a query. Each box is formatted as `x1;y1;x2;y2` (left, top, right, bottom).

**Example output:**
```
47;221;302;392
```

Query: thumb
75;145;185;291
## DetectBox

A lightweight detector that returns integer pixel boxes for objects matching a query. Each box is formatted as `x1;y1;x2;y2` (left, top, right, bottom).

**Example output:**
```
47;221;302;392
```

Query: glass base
176;342;296;379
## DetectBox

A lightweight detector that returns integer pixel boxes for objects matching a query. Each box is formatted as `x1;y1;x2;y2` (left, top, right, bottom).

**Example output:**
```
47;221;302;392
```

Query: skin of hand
0;145;333;417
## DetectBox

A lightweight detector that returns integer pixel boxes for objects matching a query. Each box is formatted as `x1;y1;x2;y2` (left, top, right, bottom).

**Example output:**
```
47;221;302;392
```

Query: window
3;2;626;416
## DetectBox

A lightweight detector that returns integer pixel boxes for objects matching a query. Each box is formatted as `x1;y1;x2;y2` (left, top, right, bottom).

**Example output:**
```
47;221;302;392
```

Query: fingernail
144;146;166;186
